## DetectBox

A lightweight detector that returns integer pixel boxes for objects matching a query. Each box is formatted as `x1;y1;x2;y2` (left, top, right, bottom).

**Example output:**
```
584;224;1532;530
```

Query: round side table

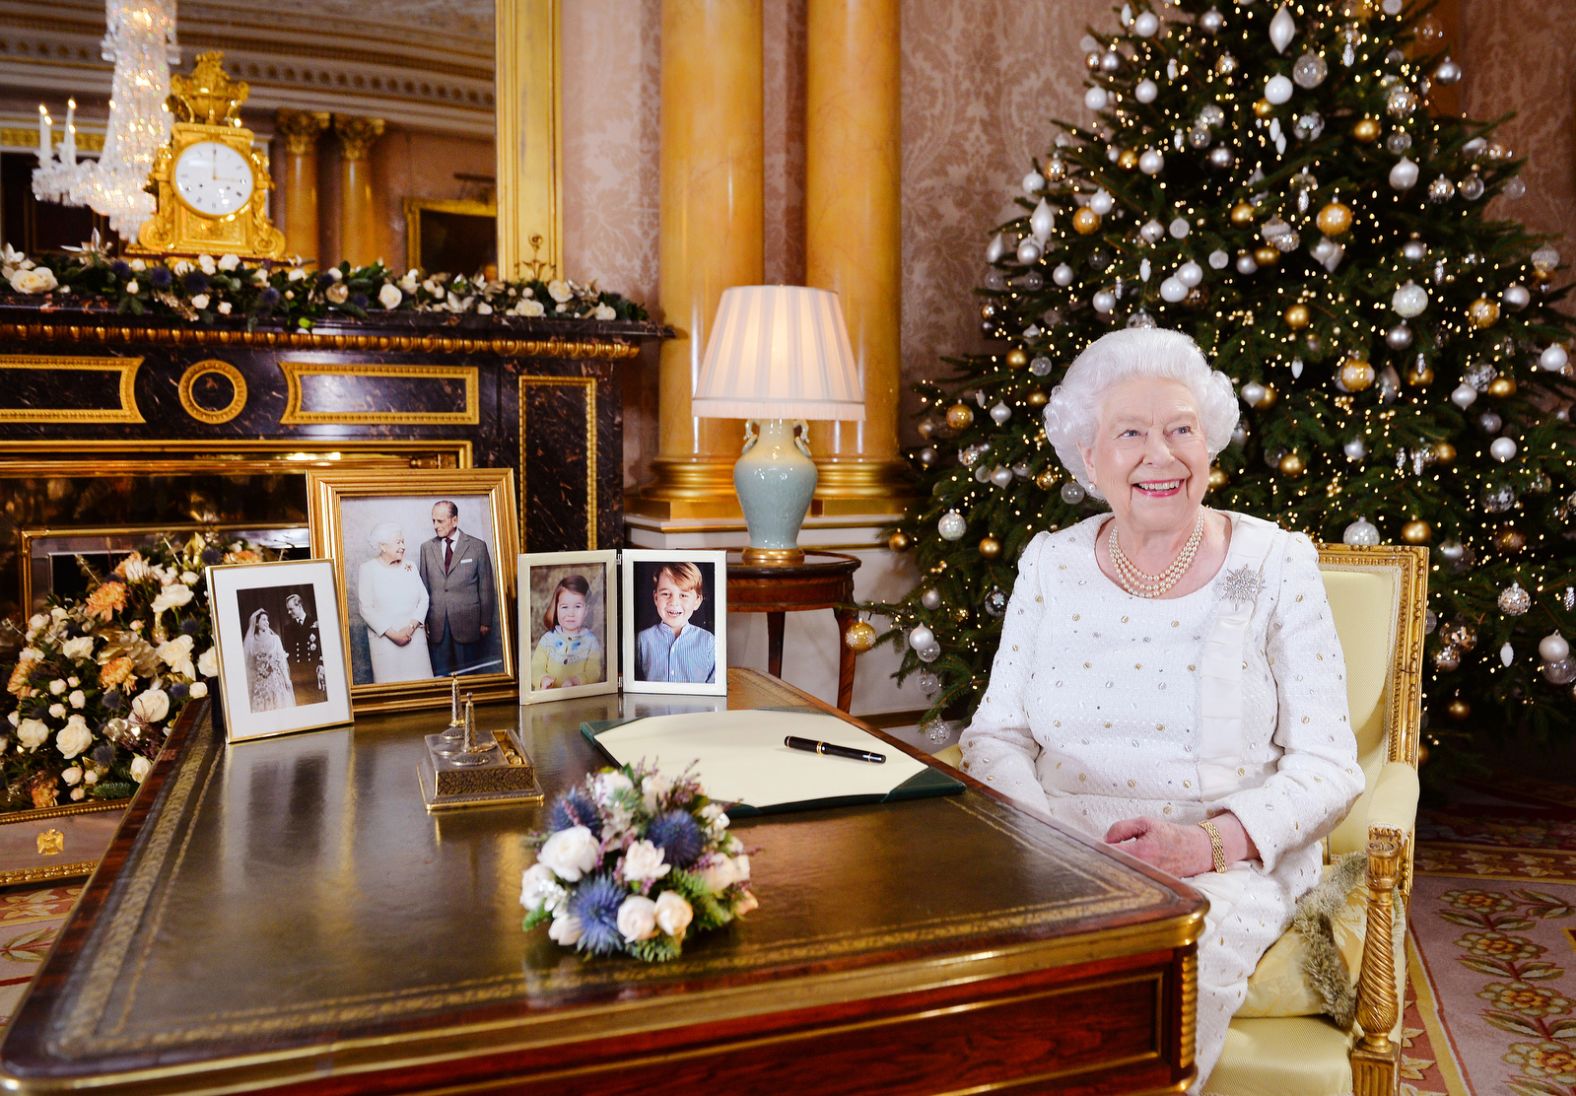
725;550;861;711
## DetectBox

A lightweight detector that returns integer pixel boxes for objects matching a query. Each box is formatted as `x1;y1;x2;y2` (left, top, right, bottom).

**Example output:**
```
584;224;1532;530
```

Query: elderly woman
960;327;1363;1090
357;521;433;685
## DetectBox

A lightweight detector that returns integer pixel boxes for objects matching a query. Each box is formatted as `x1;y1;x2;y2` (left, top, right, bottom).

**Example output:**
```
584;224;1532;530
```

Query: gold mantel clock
134;51;286;260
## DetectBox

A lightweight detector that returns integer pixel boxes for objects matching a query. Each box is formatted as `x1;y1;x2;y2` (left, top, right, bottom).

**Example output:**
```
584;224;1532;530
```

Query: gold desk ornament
419;697;541;811
36;828;64;856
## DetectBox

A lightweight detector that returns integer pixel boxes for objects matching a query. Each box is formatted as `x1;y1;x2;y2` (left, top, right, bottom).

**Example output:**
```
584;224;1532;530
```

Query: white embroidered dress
960;511;1362;1088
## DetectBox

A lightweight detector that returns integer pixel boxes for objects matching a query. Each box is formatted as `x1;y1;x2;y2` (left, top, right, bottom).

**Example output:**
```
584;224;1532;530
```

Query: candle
64;98;76;163
37;104;50;164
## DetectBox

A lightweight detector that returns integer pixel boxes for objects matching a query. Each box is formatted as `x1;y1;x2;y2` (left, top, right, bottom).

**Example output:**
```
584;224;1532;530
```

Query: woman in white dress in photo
959;328;1363;1091
242;608;295;712
357;521;434;684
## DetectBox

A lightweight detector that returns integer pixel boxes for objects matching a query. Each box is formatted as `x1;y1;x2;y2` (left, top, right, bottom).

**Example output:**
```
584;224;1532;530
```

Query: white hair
1043;328;1239;499
368;521;404;553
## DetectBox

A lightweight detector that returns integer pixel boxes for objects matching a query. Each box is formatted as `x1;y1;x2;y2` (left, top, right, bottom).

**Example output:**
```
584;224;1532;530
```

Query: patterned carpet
0;781;1570;1094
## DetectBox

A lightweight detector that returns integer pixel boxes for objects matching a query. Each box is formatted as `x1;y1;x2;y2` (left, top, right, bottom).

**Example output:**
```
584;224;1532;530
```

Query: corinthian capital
333;115;387;161
275;109;331;156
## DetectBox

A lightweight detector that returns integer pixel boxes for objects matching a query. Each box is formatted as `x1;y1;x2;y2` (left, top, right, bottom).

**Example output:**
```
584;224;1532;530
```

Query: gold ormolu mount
418;691;543;812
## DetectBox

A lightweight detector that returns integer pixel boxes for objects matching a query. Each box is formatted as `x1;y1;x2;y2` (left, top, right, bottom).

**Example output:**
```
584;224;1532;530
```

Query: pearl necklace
1108;509;1207;598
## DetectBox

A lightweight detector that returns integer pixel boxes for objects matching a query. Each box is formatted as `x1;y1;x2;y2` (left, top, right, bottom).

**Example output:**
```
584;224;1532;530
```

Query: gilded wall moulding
280;361;479;426
177;359;249;425
0;355;144;424
518;374;597;550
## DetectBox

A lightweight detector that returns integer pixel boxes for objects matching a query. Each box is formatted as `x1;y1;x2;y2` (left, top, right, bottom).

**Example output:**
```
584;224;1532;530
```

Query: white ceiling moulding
0;0;495;140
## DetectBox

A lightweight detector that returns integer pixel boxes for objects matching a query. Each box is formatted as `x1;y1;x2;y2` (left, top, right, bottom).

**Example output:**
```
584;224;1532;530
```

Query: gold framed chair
936;542;1428;1095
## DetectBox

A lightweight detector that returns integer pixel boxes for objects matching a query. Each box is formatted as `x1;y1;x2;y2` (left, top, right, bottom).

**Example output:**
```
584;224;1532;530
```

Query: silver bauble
916;642;941;664
1490;436;1518;462
1241;381;1267;407
1230;423;1248;447
1449;383;1478;409
984;588;1008;616
1199;104;1225;127
938;510;967;540
1498;582;1531;616
1343;437;1368;461
917;446;937;467
917;671;940;694
920;587;942;611
1199;8;1224;32
1388;157;1419;190
1140;219;1167;244
1208;146;1235;169
1542;657;1576;685
1293;112;1324;140
1292;51;1328;88
1477;411;1503;435
1459;175;1485;201
1503;285;1531;310
907;623;936;651
1088;189;1115;215
1434;646;1460;672
1481;483;1516;513
1135;78;1158;103
1427;175;1456;202
1342;517;1382;546
1539;632;1570;663
1434;58;1462;84
1092;290;1116;314
990;465;1013;488
1016;237;1042;264
983;270;1007;291
1236;253;1259;275
990;401;1012;425
1386;323;1413;350
1189;126;1213;149
1504;177;1527;200
1100;50;1121;73
1029;355;1053;376
973;465;991;483
1437;538;1465;564
1539;344;1569;371
1402;239;1428;262
1138;149;1165;175
1060;481;1087;505
1392;281;1429;318
1022;170;1045;195
1052;263;1074;287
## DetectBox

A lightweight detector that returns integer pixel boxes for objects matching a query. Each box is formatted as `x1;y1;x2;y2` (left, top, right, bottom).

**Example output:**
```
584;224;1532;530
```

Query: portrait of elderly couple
343;496;505;687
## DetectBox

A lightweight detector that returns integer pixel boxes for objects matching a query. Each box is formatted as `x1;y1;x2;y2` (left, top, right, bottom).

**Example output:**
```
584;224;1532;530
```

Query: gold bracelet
1199;819;1229;874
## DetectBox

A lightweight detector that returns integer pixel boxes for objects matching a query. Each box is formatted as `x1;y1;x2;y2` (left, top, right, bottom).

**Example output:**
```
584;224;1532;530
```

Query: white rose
730;853;751;882
7;711;17;727
190;293;210;310
378;283;403;309
476;302;493;315
132;687;170;725
70;787;84;801
616;895;659;942
173;260;193;275
67;675;79;687
697;855;740;894
326;282;349;304
217;301;232;316
537;825;600;882
421;278;445;298
198;254;217;274
120;556;152;582
594;303;616;321
84;770;97;784
593;771;635;802
512;298;545;318
17;718;49;750
250;269;268;286
61;636;94;660
129;259;146;272
150;583;193;613
8;267;58;294
56;716;92;759
156;634;195;678
521;863;567;914
547;912;583;946
48;703;66;719
324;266;343;282
620;839;671;884
188;681;208;699
399;270;419;293
641;774;674;813
50;607;67;623
62;766;82;786
181;570;198;585
28;613;48;632
69;689;85;709
130;755;151;783
125;279;140;295
654;890;693;939
547;279;574;303
217;253;240;271
700;803;729;833
287;266;306;282
197;646;219;678
49;679;66;696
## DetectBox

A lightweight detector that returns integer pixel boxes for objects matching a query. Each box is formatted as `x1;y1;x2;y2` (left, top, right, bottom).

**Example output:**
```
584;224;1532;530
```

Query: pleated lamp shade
693;286;866;421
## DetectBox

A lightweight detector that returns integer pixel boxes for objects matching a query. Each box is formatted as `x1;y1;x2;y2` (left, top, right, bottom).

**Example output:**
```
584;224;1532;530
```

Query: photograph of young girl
519;550;617;704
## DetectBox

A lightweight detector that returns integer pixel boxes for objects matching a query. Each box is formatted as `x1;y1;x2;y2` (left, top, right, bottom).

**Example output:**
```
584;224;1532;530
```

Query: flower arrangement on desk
521;764;758;962
1;533;264;812
0;240;647;330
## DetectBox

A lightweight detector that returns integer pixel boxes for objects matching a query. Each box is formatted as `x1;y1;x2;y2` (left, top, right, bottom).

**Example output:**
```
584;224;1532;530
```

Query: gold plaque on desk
133;51;286;260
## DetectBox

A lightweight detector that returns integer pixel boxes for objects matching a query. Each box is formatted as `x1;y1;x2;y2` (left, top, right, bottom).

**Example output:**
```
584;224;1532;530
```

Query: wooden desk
726;551;861;711
0;670;1205;1095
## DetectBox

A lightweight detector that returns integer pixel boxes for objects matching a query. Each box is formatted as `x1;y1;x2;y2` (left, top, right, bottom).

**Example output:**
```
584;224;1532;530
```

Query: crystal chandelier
33;0;179;240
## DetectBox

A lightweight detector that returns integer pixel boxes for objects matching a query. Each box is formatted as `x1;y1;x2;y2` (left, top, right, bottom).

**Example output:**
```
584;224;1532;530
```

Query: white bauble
1265;75;1294;105
1236;253;1259;275
919;587;942;611
1539;632;1570;663
1092;289;1117;314
1342;517;1382;546
1208;250;1230;269
1490;437;1518;462
1022;171;1045;195
989;402;1012;425
1268;5;1296;52
1135;78;1158;103
1030;198;1055;240
1138;149;1165;175
1088;189;1115;215
1343;437;1367;461
1085;87;1110;112
1388;157;1419;190
1391;281;1429;318
1160;277;1188;303
1016;237;1042;264
1133;11;1160;37
1053;263;1074;287
1449;383;1477;409
937;511;966;541
1503;284;1530;310
907;623;935;651
1177;261;1203;287
985;233;1008;263
1240;380;1267;406
1539;344;1568;371
1140;219;1166;244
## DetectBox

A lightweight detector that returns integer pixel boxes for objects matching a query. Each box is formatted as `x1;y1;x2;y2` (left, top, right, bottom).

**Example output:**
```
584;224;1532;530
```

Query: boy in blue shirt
635;563;715;684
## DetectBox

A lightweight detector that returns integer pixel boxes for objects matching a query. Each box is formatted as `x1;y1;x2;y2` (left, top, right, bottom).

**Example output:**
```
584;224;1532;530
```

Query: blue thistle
349;291;369;309
257;287;281;309
566;873;626;956
148;265;173;290
110;260;131;279
184;271;210;294
546;787;602;837
201;546;223;565
167;682;188;701
646;809;705;869
180;617;202;635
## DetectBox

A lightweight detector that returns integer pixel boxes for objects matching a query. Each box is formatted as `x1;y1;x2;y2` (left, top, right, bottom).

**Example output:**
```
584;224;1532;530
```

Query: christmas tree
875;0;1576;758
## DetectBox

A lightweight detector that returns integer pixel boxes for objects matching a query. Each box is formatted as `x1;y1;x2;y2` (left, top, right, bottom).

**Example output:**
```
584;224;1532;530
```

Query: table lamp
693;285;866;565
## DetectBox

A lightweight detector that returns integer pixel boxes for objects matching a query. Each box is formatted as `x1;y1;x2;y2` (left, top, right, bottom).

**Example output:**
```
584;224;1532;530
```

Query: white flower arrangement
522;763;757;962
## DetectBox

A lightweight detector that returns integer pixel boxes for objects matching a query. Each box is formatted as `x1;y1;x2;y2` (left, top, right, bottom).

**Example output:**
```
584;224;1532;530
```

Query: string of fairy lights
865;0;1576;749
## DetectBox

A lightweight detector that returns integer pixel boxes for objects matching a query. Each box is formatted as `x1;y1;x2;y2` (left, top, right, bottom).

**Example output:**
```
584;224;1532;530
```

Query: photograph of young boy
634;562;715;685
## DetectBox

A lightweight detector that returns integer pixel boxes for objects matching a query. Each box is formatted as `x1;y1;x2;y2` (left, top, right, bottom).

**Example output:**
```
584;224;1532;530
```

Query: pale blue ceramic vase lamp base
735;418;816;565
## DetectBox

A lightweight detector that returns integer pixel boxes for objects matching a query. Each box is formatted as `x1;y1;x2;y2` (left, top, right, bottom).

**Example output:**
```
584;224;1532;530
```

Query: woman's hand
1104;816;1214;878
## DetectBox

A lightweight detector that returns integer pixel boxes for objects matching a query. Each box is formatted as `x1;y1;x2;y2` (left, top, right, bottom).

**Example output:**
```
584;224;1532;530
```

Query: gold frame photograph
308;468;519;713
206;558;354;743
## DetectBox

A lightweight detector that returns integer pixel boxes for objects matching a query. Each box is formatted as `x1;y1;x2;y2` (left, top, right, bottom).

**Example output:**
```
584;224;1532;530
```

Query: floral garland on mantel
0;241;647;329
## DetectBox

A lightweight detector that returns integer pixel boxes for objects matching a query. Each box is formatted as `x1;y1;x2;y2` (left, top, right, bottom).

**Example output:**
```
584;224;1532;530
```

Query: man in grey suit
418;500;497;676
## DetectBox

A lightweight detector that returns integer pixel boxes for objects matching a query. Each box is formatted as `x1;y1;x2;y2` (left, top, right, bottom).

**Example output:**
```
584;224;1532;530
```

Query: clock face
172;141;256;217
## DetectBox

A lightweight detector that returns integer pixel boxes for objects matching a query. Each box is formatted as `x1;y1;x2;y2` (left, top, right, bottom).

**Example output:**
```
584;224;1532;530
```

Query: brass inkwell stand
418;676;543;811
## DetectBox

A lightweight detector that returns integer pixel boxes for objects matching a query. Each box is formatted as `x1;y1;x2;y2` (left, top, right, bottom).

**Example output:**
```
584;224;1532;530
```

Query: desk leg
767;611;785;679
834;606;856;712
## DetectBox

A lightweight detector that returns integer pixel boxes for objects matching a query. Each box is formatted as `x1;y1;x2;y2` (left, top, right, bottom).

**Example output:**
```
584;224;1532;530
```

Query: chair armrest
1364;760;1419;837
1351;811;1411;1086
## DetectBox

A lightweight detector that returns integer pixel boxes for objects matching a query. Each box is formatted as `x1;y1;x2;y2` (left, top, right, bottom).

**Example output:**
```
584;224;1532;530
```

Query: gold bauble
1256;383;1279;408
1278;452;1306;477
1072;207;1102;235
1339;358;1376;391
945;402;975;430
978;535;1002;560
1401;519;1432;544
1446;697;1471;721
1253;245;1281;267
1406;363;1435;386
1487;376;1516;398
1005;348;1029;370
1494;525;1527;553
1026;389;1049;408
1352;118;1381;142
1467;297;1500;328
1253;98;1275;118
1229;201;1257;227
1283;303;1311;330
1118;148;1139;171
1417;742;1430;766
1034;469;1056;489
888;530;912;552
843;619;877;653
1316;202;1354;236
1208;466;1229;489
1432;441;1456;465
1530;267;1554;287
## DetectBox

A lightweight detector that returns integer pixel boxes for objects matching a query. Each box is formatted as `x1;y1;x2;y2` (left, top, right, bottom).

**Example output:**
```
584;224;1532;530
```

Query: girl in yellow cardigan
530;574;603;689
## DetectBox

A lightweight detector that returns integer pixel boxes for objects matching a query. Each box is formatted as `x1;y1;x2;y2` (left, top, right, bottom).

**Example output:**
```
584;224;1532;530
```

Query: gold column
274;110;329;263
495;0;563;280
633;0;764;515
332;115;385;267
805;0;909;509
